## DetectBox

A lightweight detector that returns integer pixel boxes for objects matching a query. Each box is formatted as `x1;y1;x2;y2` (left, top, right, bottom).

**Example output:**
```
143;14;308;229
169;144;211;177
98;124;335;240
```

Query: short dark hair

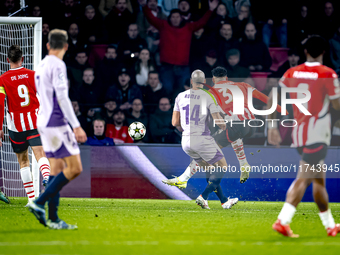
107;44;117;51
304;35;326;58
148;71;159;76
226;48;240;58
211;66;228;78
48;29;68;50
7;45;23;63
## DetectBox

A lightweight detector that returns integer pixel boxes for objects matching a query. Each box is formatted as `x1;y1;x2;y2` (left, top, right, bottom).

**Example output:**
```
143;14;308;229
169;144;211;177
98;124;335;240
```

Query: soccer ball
128;122;146;140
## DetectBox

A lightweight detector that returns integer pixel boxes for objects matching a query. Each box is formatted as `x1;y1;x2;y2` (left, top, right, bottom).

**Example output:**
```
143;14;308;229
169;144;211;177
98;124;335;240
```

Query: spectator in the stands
64;23;87;65
99;0;133;18
205;3;232;37
142;71;167;114
330;24;340;75
42;22;50;58
189;28;211;71
71;100;90;135
259;0;288;47
317;1;339;40
104;0;134;44
59;0;79;29
101;98;118;124
78;68;103;122
67;49;90;90
178;0;197;22
216;23;239;65
86;118;115;146
31;5;42;17
139;0;219;95
239;23;272;71
275;48;300;78
232;0;253;39
137;0;167;39
288;5;313;47
105;108;134;144
79;5;106;44
225;49;250;82
149;97;180;143
95;45;120;88
117;23;148;68
0;0;17;16
221;0;237;18
196;49;222;77
106;68;143;110
126;98;148;127
126;99;149;142
135;48;156;86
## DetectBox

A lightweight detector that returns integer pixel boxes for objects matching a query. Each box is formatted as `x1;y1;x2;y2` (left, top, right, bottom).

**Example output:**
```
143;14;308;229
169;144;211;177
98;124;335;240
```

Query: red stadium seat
269;47;289;72
88;44;108;68
250;72;271;91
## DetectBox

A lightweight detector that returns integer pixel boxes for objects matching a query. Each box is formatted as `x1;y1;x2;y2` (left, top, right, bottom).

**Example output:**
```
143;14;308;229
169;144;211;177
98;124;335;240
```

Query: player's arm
53;67;87;143
211;112;226;130
327;73;340;111
208;96;226;130
172;95;181;128
0;85;6;146
172;111;180;127
331;98;340;110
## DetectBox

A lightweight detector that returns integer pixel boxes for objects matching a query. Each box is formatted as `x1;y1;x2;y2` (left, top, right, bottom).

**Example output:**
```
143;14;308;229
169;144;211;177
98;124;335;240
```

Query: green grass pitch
1;198;340;255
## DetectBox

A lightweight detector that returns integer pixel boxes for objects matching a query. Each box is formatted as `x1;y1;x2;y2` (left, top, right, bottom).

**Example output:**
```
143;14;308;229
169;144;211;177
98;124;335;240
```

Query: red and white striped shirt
0;67;40;132
212;81;256;121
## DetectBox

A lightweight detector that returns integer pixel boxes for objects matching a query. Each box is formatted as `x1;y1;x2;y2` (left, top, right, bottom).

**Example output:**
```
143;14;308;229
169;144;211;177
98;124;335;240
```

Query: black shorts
297;143;328;165
213;121;254;147
8;129;42;154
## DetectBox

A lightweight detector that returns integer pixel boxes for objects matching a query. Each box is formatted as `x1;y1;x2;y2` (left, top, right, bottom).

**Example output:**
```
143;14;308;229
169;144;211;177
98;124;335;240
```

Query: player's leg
27;130;51;185
163;126;252;187
46;158;64;224
15;149;36;204
214;123;254;183
28;125;81;228
273;143;329;237
29;155;81;228
0;189;10;204
31;145;51;186
8;130;35;203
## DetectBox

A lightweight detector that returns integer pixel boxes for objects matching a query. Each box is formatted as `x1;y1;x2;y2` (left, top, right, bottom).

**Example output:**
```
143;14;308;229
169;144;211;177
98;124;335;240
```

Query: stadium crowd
2;0;340;145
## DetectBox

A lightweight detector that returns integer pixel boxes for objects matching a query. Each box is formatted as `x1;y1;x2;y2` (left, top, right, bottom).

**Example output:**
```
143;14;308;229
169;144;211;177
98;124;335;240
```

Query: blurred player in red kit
269;36;340;237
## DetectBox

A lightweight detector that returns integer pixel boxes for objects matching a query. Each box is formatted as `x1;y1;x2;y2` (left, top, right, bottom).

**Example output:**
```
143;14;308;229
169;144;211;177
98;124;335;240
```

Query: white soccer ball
128;122;146;140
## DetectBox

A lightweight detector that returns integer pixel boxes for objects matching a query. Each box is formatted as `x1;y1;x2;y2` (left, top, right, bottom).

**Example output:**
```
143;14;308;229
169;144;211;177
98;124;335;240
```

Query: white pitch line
0;241;340;246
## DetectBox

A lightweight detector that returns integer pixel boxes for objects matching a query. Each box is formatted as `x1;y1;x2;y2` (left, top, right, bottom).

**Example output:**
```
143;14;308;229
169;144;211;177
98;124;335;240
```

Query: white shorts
38;125;80;159
181;136;224;164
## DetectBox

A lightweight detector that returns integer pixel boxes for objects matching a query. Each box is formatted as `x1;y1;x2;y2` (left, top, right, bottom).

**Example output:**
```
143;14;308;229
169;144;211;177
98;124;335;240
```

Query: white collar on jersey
9;66;24;70
305;62;321;66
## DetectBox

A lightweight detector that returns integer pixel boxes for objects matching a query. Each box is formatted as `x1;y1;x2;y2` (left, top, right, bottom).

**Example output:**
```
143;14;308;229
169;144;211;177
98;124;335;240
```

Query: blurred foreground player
28;29;87;229
172;70;238;209
0;45;51;205
269;36;340;237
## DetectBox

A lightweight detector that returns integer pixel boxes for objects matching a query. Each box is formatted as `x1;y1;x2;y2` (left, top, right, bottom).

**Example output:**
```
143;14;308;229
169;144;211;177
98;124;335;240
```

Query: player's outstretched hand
209;0;219;10
268;128;281;147
73;127;87;143
0;130;3;146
